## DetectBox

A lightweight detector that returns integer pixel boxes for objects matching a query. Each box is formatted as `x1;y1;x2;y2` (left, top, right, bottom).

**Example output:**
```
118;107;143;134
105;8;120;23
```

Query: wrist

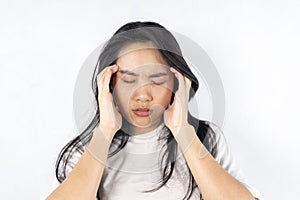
86;126;114;164
171;122;192;136
172;123;197;153
96;125;117;142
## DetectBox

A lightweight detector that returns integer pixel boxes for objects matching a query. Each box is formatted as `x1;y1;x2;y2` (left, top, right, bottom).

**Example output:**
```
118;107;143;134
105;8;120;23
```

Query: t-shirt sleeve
47;145;99;200
207;121;264;200
48;143;85;192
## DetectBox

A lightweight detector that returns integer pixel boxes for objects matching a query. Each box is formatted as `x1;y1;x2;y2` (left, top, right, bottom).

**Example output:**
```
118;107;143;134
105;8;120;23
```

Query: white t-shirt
49;121;264;200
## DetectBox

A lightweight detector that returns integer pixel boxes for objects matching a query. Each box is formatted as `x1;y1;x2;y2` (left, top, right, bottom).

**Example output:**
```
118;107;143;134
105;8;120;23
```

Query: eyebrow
119;70;168;78
119;70;138;76
149;72;168;78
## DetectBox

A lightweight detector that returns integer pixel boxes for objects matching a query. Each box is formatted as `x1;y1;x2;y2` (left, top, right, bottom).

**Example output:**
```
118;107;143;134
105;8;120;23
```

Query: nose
133;84;153;103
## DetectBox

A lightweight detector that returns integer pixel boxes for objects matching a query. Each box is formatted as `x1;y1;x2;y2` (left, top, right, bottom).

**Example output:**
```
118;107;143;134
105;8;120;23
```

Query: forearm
175;125;255;200
46;127;114;200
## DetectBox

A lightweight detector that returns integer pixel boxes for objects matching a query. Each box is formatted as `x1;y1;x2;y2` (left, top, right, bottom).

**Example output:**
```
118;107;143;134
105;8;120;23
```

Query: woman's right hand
96;64;122;139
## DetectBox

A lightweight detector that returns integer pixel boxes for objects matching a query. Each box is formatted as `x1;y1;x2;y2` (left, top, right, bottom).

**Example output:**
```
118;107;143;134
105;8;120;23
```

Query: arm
164;68;259;199
46;64;121;200
46;127;114;200
175;124;256;200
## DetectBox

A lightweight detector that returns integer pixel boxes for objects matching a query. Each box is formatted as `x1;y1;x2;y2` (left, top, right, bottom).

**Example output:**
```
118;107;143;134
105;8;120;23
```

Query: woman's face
112;42;174;134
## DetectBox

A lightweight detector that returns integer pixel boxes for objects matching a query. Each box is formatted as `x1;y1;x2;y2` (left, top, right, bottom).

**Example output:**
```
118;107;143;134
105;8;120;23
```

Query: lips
132;108;153;117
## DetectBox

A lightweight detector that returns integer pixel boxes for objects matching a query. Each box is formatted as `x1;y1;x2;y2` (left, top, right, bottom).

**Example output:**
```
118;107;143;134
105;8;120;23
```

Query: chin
131;118;153;128
129;116;162;128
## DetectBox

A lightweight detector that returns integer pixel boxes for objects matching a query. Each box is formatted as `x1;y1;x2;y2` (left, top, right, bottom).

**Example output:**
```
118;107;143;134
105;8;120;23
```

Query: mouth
132;108;153;117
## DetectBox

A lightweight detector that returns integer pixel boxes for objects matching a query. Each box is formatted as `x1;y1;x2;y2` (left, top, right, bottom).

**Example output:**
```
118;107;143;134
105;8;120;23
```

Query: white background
1;0;299;199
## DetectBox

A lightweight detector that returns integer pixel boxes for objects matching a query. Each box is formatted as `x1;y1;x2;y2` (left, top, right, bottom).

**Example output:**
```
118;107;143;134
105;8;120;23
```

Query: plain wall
0;0;299;199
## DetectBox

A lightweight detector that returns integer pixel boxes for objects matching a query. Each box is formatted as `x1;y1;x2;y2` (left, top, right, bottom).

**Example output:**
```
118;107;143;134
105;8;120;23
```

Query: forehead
116;42;170;73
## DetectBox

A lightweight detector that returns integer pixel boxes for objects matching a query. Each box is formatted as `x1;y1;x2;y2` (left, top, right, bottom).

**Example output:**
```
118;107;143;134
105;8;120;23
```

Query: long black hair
55;21;217;200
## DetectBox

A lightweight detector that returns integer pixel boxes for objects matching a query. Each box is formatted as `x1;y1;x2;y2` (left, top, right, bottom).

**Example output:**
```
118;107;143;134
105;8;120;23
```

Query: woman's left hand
164;67;192;135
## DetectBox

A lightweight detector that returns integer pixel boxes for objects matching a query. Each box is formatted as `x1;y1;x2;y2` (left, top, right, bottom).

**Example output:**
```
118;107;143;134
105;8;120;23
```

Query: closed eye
152;81;166;85
123;79;136;83
122;79;166;85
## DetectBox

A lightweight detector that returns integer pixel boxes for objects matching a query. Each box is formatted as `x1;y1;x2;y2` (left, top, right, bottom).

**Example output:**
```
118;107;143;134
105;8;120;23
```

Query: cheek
154;88;173;107
112;87;129;112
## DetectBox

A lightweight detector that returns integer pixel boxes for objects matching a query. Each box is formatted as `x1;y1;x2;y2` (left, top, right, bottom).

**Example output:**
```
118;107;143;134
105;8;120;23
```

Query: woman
46;21;263;200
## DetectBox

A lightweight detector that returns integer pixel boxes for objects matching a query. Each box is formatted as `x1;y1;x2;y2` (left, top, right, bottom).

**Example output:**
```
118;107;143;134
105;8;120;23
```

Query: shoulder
61;141;86;177
200;121;265;200
200;121;237;168
202;120;224;139
195;120;227;156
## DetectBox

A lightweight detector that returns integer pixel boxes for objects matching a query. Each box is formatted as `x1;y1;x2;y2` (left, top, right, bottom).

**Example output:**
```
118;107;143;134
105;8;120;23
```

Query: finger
97;64;117;84
96;64;117;91
170;67;185;94
184;76;192;91
97;68;109;90
97;65;110;81
102;64;118;93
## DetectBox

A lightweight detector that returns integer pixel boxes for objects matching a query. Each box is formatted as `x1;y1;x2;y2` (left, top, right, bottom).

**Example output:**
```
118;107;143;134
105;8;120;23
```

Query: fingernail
170;67;176;72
